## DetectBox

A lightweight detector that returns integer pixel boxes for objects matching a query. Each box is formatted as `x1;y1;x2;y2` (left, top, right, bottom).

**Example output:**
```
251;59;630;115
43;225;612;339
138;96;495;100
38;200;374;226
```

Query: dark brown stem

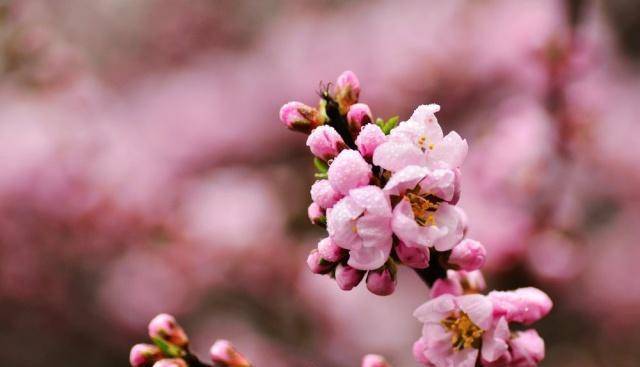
322;94;357;149
413;252;448;287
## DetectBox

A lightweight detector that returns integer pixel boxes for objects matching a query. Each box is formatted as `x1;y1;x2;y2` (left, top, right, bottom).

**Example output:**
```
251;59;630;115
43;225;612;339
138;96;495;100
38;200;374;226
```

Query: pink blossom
372;104;468;172
488;288;553;325
356;123;386;159
327;150;372;195
413;294;493;367
310;179;343;209
326;185;392;270
317;237;346;263
449;239;487;271
395;241;430;269
392;200;465;251
335;263;366;291
209;339;251;367
306;125;346;160
366;266;396;296
334;70;361;110
148;313;189;347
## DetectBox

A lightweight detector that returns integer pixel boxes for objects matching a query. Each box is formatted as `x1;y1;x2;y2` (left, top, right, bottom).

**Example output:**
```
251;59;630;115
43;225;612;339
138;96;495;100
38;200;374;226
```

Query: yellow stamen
407;192;439;227
441;312;484;350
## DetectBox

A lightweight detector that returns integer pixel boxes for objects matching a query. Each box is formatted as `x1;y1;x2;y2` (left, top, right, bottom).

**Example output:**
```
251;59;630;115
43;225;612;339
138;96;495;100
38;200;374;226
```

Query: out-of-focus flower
152;359;187;367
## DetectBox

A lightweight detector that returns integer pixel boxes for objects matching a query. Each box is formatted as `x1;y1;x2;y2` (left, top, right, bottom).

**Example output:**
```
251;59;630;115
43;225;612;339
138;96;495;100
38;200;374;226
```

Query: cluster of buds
281;71;484;295
129;314;251;367
280;71;553;366
413;270;552;367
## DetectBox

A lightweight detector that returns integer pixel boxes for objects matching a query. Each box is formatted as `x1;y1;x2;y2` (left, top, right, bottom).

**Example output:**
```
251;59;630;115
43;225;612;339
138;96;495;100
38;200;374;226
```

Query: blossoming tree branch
129;71;553;367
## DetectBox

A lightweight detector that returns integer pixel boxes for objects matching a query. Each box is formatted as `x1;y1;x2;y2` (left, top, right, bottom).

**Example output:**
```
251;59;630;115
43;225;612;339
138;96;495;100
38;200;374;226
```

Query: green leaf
314;172;328;179
313;157;329;174
151;337;184;358
382;116;400;134
375;117;385;128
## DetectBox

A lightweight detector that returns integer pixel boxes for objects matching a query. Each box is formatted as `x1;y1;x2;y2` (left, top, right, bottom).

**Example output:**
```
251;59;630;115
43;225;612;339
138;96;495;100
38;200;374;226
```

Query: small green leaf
313;157;329;174
314;172;328;179
375;117;385;128
151;337;184;358
382;116;400;134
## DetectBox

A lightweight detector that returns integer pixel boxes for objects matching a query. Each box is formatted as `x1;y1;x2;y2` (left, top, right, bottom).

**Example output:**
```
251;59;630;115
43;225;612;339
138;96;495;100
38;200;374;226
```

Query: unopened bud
449;270;486;293
347;103;372;135
306;249;334;274
334;70;360;113
130;344;162;367
306;125;346;161
355;123;386;159
366;266;396;296
335;263;365;290
395;241;430;269
510;330;545;365
307;202;326;226
148;314;189;347
210;340;251;367
279;101;324;133
152;359;187;367
317;237;346;263
361;354;391;367
448;239;486;271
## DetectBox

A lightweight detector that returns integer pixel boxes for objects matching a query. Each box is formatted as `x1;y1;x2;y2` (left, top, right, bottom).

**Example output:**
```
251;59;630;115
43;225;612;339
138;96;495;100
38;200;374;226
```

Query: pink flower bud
449;270;486;293
395;241;430;269
334;71;360;112
347;103;373;133
412;338;431;365
317;237;346;263
488;287;553;325
429;278;463;298
361;354;391;367
510;330;545;366
355;124;386;159
152;359;187;367
366;266;396;296
210;340;251;367
306;249;334;274
279;101;323;133
130;344;162;367
328;150;371;195
310;180;342;209
448;239;487;271
307;202;325;226
306;126;346;160
335;263;365;290
148;314;189;347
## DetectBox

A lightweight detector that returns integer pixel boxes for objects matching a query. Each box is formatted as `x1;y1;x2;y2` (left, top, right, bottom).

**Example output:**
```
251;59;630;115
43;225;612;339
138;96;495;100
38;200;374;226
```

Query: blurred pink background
1;0;639;366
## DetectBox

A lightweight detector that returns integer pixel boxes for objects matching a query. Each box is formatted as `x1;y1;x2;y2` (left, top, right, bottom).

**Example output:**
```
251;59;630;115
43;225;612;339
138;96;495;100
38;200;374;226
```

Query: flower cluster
413;271;552;367
130;313;393;367
281;70;481;295
280;71;553;366
129;313;252;367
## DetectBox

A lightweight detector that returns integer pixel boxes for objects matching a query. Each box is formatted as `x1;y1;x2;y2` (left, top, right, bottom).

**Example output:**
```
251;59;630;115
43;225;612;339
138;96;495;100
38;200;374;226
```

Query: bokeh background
1;0;639;366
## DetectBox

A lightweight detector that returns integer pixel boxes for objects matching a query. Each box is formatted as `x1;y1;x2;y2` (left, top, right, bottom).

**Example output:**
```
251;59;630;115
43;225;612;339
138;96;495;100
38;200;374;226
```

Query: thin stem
322;94;357;149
